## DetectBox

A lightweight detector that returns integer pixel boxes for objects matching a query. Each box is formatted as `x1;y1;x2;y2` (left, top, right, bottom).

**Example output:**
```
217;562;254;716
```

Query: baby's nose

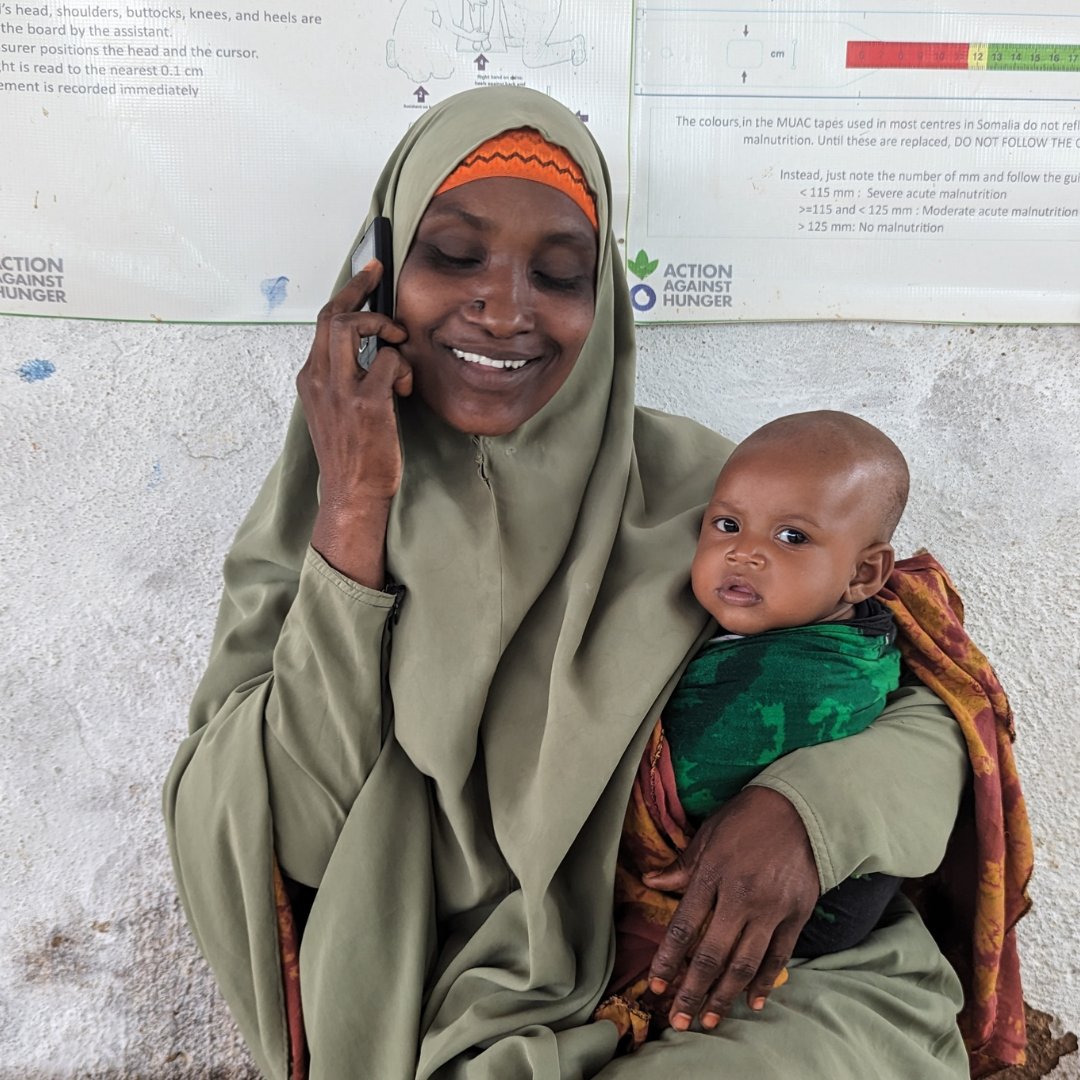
725;547;763;566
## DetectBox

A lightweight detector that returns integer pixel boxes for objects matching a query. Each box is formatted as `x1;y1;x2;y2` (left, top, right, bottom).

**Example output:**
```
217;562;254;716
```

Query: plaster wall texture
1;313;1077;1078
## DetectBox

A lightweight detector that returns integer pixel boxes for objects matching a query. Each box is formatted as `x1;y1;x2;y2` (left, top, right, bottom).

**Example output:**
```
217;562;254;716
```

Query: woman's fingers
325;308;406;389
296;309;405;415
645;786;820;1031
665;902;743;1030
306;259;398;376
295;258;414;508
305;261;377;364
662;869;774;1030
661;900;795;1031
362;343;414;400
696;921;783;1028
645;846;714;994
694;915;800;1027
324;258;383;317
641;855;691;893
742;919;800;1012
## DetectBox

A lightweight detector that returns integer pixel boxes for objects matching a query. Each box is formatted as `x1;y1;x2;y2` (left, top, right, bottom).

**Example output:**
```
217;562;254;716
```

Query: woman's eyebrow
422;206;595;249
423;204;489;230
543;231;597;252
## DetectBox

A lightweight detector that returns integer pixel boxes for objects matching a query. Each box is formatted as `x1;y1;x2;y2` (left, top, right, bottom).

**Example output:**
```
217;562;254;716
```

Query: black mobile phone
350;216;394;371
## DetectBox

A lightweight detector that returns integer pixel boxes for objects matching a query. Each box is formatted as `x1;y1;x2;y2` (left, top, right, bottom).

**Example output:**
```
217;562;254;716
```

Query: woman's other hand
642;785;819;1032
298;260;412;587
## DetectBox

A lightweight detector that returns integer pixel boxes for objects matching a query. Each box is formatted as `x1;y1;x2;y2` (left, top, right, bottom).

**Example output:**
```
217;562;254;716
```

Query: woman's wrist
310;496;392;590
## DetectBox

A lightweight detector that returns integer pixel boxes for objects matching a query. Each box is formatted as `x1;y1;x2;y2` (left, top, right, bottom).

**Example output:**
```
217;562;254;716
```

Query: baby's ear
843;543;895;603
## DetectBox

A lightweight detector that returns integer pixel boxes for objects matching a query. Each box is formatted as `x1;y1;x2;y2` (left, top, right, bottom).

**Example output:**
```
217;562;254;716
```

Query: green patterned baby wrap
665;613;901;819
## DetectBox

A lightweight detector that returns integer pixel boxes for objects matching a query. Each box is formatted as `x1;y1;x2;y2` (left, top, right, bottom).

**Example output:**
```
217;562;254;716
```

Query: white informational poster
2;0;1078;322
0;0;630;320
626;1;1080;322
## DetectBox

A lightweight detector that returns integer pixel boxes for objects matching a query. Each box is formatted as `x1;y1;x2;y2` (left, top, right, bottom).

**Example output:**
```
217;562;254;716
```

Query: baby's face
691;445;883;635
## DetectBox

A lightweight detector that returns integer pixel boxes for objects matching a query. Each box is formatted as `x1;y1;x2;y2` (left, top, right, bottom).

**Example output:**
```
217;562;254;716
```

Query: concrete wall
2;313;1077;1077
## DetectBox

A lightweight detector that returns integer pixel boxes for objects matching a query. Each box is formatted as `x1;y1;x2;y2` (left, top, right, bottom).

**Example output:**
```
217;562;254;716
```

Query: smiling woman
164;86;975;1080
395;174;597;436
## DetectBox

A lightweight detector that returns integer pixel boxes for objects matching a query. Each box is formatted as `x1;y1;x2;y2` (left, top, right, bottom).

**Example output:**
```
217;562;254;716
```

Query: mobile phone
349;216;394;371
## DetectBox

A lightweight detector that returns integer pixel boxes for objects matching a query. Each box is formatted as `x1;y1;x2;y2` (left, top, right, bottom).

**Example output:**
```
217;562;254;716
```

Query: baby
635;410;912;978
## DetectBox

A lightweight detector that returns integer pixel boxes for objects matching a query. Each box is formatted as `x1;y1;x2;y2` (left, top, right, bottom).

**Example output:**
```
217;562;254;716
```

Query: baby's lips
717;578;762;604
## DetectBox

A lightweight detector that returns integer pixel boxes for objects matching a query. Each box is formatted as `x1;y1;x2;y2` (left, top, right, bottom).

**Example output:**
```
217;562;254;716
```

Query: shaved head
726;411;909;541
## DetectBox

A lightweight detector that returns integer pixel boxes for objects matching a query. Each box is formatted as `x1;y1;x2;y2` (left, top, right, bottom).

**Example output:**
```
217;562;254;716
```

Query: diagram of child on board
387;0;587;83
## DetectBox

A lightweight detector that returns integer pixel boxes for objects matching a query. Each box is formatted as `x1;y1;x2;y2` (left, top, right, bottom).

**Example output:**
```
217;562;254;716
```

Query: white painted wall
2;313;1077;1077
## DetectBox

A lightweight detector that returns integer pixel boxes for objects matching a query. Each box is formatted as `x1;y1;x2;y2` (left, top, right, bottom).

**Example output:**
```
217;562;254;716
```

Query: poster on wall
0;0;630;321
626;1;1080;323
1;0;1078;323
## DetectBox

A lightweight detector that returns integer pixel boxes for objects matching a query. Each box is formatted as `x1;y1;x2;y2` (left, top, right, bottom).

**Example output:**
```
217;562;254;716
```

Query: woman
164;87;971;1078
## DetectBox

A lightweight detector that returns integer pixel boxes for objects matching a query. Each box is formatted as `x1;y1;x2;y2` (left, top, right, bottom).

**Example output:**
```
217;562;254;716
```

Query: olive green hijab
165;86;729;1078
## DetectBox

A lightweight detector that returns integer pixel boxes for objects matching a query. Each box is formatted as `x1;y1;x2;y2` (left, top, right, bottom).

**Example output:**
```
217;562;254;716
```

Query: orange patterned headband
434;127;599;231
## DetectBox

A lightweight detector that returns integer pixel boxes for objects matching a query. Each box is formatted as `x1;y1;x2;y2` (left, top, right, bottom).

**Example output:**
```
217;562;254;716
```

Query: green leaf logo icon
627;249;659;280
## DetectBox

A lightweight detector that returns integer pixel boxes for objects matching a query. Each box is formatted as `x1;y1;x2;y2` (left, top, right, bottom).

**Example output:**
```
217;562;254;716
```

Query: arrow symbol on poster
474;54;489;70
414;85;429;102
741;71;747;83
743;24;749;36
575;110;589;123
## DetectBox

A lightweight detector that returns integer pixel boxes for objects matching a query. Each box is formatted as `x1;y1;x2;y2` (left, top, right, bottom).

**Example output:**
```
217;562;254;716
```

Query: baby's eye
777;528;809;545
713;517;739;533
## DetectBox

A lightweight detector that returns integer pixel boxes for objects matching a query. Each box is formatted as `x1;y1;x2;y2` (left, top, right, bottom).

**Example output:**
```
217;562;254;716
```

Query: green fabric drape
666;619;900;816
164;87;969;1079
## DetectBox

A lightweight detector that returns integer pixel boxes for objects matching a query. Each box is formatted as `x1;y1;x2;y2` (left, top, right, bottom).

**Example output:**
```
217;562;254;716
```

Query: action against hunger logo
626;248;658;311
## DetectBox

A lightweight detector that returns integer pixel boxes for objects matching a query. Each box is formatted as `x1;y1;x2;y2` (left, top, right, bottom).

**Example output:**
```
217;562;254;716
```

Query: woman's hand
298;260;413;587
642;785;819;1032
298;260;412;502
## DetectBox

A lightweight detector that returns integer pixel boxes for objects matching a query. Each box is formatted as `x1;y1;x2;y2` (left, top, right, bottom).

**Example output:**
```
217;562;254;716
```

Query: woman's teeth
452;348;527;370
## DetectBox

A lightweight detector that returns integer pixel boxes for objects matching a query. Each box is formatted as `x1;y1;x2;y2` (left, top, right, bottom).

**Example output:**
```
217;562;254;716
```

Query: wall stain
175;430;248;461
142;569;174;592
17;358;56;383
260;275;289;314
18;926;96;986
990;1003;1079;1078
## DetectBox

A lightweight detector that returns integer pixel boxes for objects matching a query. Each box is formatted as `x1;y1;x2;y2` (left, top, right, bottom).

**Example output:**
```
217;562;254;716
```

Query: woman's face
395;176;598;437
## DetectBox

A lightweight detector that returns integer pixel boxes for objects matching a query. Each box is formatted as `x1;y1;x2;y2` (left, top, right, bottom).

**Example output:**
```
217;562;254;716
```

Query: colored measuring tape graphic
847;42;1080;72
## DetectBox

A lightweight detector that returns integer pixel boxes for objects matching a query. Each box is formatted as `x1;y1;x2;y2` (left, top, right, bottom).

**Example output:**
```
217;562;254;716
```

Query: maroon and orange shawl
597;553;1033;1076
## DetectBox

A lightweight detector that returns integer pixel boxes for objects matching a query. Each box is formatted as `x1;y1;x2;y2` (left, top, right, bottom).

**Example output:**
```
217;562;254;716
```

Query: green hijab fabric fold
167;86;730;1078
